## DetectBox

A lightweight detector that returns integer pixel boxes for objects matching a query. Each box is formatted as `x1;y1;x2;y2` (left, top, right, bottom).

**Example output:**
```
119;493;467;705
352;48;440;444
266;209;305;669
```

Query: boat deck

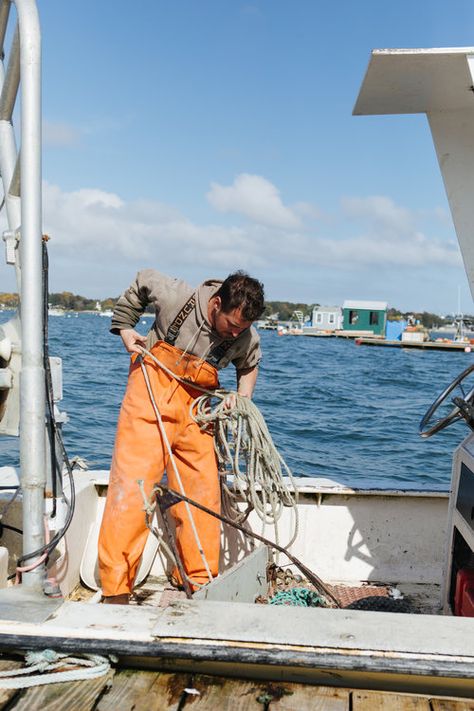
0;658;472;710
70;576;443;616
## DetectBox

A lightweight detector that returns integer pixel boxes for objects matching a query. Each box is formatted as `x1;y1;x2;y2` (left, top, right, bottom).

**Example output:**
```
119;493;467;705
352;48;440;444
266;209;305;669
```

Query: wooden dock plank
0;661;471;711
265;683;349;710
0;656;25;710
431;701;474;710
353;691;431;710
6;670;114;711
96;670;185;711
182;675;262;709
177;677;349;710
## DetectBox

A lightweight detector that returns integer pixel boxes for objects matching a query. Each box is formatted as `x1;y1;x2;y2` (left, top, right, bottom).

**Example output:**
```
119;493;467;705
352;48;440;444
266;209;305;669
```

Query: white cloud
342;195;413;235
433;206;451;223
36;179;462;300
292;202;323;220
42;181;262;271
207;173;302;229
335;194;461;267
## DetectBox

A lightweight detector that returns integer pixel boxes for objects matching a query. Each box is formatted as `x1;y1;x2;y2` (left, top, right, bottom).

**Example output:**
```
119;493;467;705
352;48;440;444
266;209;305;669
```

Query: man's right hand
120;328;147;354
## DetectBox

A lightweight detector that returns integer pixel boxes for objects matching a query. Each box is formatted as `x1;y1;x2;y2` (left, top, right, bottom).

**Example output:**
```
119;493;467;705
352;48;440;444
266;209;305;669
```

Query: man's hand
223;365;259;410
120;328;147;354
223;392;238;410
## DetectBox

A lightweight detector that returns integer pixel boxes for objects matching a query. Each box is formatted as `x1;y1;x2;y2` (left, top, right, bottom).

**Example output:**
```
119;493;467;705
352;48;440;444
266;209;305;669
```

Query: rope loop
25;649;61;669
192;392;299;548
0;649;113;689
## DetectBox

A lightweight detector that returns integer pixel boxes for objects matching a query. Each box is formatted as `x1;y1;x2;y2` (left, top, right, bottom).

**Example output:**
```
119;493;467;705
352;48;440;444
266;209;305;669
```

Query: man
98;269;265;604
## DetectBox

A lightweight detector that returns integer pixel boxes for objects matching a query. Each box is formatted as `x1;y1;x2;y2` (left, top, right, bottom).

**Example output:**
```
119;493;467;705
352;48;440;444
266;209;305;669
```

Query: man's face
213;299;253;339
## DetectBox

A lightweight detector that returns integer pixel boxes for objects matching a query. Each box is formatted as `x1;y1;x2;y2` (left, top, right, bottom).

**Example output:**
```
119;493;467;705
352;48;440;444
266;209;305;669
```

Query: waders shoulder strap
164;292;235;367
164;293;196;345
206;339;234;367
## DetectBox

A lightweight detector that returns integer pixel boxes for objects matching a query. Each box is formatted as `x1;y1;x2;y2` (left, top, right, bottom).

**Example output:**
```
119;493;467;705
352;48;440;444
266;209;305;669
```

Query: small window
316;313;322;323
349;310;358;325
329;313;335;324
369;311;379;325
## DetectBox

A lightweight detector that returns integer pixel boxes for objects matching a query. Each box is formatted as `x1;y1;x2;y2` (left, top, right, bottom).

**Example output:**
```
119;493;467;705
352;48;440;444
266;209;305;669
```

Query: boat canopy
354;47;474;302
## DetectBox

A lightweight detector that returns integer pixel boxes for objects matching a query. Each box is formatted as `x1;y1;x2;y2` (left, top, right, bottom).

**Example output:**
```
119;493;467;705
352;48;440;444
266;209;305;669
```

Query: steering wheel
419;362;474;438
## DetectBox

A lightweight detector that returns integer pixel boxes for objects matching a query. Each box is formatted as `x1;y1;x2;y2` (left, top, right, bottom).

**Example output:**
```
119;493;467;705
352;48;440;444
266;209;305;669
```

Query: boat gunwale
86;472;450;498
0;630;472;684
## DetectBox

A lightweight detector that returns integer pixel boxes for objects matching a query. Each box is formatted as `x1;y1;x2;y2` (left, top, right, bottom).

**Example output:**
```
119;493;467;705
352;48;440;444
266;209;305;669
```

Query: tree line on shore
0;291;119;312
0;291;464;327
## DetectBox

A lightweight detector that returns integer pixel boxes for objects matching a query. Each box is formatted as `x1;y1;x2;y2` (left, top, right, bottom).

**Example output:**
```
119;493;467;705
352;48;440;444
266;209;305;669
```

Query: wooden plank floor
0;658;472;711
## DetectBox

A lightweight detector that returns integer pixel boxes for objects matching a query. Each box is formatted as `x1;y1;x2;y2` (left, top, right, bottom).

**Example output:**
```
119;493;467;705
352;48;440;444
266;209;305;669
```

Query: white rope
0;649;112;689
192;392;299;548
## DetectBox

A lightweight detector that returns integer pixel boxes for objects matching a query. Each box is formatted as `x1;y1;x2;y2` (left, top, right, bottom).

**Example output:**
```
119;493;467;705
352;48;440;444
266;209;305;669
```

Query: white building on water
310;305;343;331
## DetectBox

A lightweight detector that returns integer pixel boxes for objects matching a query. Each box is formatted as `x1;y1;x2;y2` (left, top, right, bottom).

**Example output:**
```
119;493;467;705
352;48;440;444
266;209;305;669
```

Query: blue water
0;310;470;490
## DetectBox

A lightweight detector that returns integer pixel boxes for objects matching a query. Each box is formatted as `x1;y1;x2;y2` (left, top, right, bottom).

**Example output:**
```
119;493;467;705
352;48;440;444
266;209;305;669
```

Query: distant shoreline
0;307;155;316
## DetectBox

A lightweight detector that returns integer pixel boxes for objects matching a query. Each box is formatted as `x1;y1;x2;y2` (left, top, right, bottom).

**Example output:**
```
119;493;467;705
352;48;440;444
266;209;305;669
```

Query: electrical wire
15;241;76;569
0;522;22;536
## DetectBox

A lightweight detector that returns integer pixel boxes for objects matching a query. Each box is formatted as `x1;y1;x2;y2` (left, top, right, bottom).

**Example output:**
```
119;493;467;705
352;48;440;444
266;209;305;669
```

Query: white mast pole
15;0;45;589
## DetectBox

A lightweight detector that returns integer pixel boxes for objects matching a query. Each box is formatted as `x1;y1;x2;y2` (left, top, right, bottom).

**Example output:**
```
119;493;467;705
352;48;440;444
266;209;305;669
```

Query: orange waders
98;341;221;596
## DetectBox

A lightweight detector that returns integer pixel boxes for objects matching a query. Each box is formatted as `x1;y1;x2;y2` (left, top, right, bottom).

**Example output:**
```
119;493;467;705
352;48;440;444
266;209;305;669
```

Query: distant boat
432;315;474;340
98;309;114;317
47;307;65;317
256;319;278;330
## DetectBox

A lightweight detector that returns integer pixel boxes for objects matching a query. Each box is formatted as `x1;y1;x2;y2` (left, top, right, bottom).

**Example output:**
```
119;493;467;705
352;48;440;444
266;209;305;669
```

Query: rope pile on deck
269;587;325;607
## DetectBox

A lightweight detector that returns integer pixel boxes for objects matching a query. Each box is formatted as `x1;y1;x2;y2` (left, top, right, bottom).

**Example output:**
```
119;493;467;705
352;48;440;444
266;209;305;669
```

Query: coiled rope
0;650;113;689
138;346;298;551
192;392;298;548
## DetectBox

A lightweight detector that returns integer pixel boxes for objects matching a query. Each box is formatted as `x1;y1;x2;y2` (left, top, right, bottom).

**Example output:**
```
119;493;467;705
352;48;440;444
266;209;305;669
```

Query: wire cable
15;241;76;569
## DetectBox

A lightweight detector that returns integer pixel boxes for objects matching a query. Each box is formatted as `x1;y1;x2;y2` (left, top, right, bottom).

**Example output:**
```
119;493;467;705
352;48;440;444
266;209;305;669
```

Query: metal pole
0;1;11;56
15;0;44;589
0;24;20;121
0;10;21;286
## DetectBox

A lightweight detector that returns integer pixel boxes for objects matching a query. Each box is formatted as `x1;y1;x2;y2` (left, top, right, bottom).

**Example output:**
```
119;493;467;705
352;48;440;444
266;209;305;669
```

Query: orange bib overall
98;341;221;596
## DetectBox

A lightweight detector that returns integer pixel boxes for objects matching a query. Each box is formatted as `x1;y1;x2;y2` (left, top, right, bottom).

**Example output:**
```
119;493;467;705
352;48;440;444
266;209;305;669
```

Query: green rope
269;587;325;607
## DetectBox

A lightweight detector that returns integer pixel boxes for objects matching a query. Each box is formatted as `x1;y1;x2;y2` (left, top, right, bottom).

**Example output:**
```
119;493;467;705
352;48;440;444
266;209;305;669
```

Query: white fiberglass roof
343;300;388;311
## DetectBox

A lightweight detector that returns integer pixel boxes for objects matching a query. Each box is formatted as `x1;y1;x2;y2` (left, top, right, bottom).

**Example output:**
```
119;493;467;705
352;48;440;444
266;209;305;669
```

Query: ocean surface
1;310;471;491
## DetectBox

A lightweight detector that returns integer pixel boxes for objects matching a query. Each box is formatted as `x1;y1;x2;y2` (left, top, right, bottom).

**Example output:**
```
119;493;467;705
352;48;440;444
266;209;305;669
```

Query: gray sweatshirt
111;269;262;371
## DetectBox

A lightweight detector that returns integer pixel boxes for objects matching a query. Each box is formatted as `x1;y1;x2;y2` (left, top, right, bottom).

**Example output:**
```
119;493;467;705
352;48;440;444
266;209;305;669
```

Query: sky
1;0;474;314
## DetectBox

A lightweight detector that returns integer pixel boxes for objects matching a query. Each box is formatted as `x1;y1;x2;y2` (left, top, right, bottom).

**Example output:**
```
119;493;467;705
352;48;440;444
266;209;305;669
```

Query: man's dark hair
216;271;265;322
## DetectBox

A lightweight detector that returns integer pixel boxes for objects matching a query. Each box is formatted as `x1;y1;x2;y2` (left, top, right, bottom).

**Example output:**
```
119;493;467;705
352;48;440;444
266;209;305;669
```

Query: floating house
310;305;342;331
342;300;387;336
